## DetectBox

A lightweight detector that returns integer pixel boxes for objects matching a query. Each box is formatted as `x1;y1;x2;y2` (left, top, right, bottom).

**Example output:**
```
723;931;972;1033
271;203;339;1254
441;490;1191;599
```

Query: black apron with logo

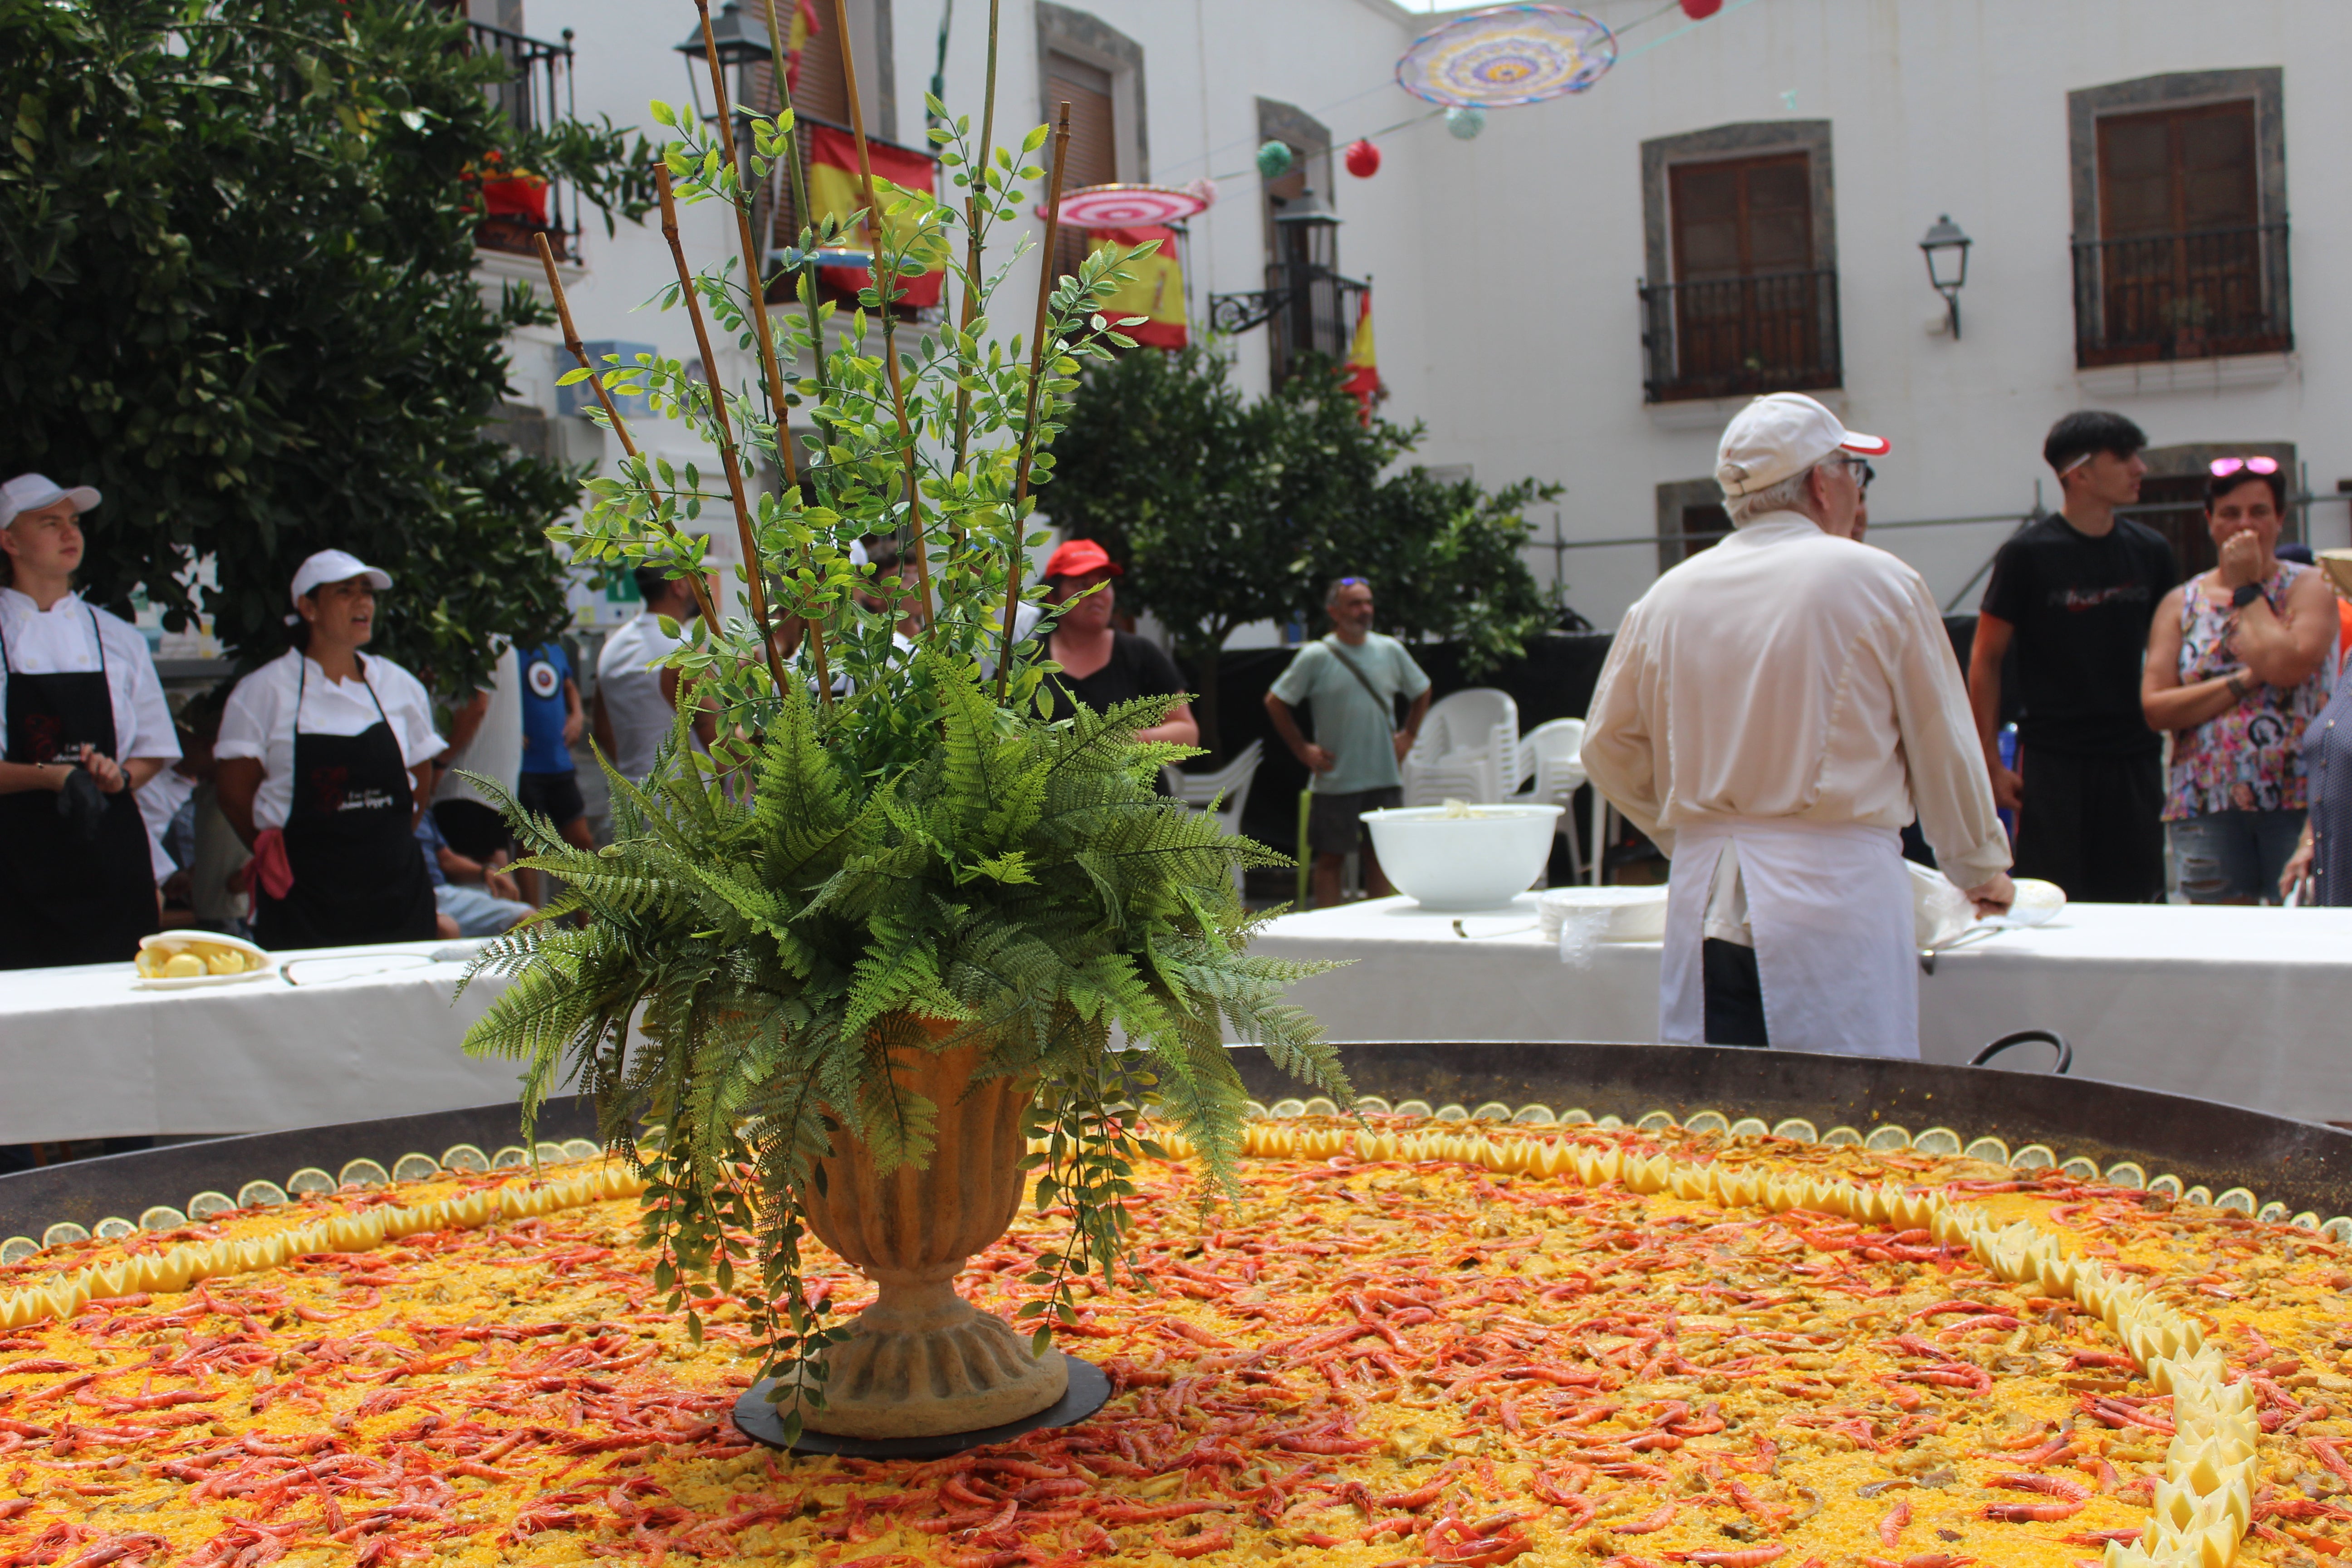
0;607;161;968
252;656;436;951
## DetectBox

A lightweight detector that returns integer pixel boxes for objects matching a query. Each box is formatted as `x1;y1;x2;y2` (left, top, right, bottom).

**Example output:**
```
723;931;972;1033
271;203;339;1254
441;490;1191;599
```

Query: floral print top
2164;561;2331;820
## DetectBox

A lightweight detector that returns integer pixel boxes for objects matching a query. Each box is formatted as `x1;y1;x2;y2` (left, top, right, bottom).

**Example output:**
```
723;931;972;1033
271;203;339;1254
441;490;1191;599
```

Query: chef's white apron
1659;816;1918;1058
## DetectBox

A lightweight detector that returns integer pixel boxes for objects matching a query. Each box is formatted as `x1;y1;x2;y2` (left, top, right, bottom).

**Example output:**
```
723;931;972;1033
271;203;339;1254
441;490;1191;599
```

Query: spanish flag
783;0;818;92
806;122;946;309
1085;225;1187;349
1342;289;1381;422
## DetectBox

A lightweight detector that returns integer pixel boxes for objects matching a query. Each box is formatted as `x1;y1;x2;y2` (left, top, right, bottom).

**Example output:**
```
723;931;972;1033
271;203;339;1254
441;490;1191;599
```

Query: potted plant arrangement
463;149;553;256
461;0;1348;1446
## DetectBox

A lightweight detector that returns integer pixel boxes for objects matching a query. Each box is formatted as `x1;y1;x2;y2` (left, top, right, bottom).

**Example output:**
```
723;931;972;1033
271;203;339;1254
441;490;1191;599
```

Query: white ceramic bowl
1361;804;1564;911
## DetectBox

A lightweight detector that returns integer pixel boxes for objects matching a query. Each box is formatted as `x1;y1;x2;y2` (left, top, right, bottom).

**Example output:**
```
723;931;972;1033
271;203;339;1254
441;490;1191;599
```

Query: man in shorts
513;638;595;902
1265;577;1433;907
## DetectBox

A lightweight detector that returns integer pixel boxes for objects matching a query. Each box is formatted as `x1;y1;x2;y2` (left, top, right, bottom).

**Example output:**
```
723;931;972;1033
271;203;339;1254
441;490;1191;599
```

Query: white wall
514;0;2352;632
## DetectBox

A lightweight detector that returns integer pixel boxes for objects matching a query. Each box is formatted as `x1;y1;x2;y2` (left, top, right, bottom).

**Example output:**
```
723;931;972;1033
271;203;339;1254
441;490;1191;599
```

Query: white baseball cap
1715;393;1890;499
289;549;392;604
0;473;101;528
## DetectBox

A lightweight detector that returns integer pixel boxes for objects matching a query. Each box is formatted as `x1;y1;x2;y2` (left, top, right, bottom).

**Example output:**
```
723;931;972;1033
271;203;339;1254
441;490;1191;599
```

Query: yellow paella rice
0;1121;2342;1566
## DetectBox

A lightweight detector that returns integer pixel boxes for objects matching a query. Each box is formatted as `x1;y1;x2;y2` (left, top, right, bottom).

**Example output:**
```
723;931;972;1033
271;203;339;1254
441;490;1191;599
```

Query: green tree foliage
1;0;653;690
1053;344;1559;756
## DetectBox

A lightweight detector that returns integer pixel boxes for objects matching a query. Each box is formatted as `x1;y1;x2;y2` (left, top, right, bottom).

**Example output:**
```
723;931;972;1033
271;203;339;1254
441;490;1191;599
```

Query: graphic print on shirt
526;656;561;699
2053;583;2153;611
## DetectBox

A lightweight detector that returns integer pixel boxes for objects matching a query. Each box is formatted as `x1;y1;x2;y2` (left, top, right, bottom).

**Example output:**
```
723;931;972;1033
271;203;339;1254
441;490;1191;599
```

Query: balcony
465;20;581;263
2070;222;2291;368
1637;268;1842;405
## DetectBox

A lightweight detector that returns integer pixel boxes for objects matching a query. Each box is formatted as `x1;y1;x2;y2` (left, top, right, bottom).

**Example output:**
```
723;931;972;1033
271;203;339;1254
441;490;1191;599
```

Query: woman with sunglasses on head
2142;458;2336;903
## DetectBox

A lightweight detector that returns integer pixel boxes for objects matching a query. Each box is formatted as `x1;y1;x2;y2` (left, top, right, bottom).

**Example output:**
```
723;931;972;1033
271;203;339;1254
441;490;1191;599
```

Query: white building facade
485;0;2352;632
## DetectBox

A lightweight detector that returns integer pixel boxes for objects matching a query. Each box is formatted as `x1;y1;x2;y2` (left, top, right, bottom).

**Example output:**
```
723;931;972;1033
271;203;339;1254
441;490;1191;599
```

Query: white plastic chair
1166;739;1264;895
1401;688;1519;806
1509;717;1588;880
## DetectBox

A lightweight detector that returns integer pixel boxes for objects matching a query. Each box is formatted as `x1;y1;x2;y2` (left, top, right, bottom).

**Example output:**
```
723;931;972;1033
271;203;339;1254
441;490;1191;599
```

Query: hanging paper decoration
1344;138;1382;178
1445;105;1488;141
1255;140;1294;181
1396;5;1618;108
1087;225;1187;349
1680;0;1723;16
1184;177;1219;210
1049;183;1212;230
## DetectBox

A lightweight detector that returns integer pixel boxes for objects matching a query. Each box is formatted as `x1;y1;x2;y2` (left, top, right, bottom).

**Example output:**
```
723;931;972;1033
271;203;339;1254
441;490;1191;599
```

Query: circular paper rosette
1395;4;1618;108
1050;183;1212;231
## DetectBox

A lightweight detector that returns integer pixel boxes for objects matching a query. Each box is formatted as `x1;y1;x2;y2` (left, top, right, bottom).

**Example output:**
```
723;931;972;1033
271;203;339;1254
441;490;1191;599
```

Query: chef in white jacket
1582;394;2014;1057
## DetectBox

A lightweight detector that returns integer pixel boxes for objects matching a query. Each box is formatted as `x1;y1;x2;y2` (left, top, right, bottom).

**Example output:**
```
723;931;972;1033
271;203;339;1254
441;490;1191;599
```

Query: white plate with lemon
132;931;276;989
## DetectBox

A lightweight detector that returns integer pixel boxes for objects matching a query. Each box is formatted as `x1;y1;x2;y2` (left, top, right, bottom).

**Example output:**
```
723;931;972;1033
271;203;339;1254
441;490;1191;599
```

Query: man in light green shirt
1265;577;1433;906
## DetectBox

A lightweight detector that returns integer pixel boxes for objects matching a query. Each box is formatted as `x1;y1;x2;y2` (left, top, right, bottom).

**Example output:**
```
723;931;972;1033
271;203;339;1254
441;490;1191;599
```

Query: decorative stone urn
795;1024;1068;1438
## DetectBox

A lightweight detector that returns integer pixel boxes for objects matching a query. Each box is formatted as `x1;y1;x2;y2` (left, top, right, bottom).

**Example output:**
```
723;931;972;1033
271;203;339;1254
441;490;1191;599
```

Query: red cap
1043;538;1123;580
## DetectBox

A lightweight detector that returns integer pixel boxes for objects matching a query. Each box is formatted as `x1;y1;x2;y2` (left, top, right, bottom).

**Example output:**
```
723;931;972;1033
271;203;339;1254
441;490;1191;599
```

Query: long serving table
0;942;524;1143
1245;895;2352;1126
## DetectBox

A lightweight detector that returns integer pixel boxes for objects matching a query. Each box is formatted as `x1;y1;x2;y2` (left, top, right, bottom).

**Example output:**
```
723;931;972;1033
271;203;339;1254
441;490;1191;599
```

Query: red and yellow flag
1343;289;1381;421
806;123;947;309
1085;225;1187;349
784;0;818;92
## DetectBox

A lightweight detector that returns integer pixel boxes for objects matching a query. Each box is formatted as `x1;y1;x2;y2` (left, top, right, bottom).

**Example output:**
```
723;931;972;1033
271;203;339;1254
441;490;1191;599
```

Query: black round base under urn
730;1353;1111;1460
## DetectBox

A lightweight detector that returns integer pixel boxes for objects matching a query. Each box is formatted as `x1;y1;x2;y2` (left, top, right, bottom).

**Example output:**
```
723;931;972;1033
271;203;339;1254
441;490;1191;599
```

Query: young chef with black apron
0;474;181;969
214;550;443;950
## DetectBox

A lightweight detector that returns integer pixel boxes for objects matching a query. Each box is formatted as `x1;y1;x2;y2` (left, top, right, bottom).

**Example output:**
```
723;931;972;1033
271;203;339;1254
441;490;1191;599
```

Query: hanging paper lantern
1680;0;1723;15
1396;5;1618;108
1344;138;1382;178
1445;105;1487;141
1255;141;1294;181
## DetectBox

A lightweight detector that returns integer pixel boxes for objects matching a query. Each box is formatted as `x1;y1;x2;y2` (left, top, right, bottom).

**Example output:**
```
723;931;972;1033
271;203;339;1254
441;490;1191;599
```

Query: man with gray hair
1583;393;2013;1056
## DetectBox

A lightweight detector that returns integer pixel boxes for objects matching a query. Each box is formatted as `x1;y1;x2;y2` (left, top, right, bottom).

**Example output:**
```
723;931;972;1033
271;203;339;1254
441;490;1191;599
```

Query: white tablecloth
0;942;524;1142
1247;895;2352;1124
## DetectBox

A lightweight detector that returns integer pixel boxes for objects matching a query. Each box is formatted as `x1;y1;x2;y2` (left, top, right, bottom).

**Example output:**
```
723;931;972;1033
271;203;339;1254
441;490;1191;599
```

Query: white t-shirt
595;612;687;783
431;642;522;808
0;587;179;765
216;647;446;831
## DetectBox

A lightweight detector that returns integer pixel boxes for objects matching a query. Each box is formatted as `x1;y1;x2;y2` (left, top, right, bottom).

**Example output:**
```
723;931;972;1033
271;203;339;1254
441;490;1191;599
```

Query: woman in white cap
214;550;444;949
0;473;181;968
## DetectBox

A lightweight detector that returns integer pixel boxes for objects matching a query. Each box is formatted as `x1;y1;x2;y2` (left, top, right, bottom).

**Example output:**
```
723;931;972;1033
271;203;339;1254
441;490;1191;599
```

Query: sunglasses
1839;456;1875;495
2210;456;2280;477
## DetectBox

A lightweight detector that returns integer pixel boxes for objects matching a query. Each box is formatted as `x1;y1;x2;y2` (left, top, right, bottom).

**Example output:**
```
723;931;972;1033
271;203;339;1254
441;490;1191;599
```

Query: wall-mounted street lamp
1919;213;1971;339
674;1;772;127
1207;187;1346;333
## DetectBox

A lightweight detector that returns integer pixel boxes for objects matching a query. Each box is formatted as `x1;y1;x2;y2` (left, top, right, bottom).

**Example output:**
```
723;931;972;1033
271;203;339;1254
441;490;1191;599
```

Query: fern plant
461;0;1348;1445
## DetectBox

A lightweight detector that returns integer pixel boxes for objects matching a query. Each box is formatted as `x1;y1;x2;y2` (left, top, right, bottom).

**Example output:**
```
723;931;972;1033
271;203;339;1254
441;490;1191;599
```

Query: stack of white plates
1538;886;1669;958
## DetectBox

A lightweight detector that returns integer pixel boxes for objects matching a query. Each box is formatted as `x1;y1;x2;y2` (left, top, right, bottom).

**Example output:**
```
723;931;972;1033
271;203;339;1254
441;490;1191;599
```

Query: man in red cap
1583;394;2011;1057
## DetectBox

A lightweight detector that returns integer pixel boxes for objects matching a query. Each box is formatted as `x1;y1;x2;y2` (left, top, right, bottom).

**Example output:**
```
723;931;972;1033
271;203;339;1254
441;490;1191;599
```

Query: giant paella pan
2;1044;2346;1568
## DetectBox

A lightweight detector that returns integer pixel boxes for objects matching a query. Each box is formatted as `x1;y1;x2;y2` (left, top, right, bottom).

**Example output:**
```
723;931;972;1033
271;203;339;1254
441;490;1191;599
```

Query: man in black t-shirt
1966;411;2174;902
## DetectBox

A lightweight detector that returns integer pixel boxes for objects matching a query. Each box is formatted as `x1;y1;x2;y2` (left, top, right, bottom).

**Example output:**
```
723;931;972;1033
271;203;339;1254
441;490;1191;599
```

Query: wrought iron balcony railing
1637;267;1842;405
464;20;581;263
1208;265;1368;384
2070;221;2291;368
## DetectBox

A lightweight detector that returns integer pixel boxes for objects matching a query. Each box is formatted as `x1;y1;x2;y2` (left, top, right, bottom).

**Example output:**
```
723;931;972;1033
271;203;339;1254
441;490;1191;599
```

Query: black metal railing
2070;221;2291;368
464;20;581;262
1637;267;1841;404
1266;265;1368;384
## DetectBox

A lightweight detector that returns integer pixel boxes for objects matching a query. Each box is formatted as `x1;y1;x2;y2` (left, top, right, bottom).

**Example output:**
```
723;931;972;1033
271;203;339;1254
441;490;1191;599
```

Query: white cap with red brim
1715;392;1891;500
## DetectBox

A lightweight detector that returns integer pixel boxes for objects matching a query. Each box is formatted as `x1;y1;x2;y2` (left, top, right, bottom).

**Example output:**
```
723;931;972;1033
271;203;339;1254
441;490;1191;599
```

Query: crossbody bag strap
1321;637;1393;713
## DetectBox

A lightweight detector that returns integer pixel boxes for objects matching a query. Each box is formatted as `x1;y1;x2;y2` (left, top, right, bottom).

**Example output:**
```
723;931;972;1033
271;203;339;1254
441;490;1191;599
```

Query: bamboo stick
994;103;1071;702
829;0;936;637
946;0;1002;478
693;0;829;699
654;162;792;704
755;0;836;418
532;232;721;635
